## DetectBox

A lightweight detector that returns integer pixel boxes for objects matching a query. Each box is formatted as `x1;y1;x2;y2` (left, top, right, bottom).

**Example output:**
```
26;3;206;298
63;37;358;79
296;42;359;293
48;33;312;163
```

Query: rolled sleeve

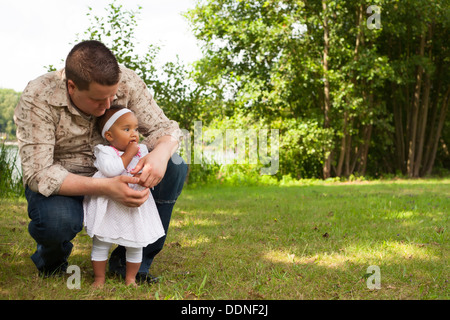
33;164;69;197
14;93;69;197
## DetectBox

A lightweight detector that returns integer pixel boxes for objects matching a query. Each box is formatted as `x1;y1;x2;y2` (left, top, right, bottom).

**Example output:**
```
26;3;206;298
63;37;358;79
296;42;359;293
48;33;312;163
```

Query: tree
188;0;392;178
0;88;21;140
188;0;449;178
379;0;450;177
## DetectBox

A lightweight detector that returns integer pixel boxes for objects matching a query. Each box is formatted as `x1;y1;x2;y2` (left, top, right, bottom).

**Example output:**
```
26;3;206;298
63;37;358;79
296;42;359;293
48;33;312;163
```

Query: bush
272;118;334;180
182;114;335;185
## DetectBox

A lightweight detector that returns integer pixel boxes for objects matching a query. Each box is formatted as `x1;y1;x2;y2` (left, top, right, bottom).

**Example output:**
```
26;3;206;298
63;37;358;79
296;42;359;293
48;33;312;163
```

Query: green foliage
77;1;161;91
10;0;449;188
0;88;21;140
156;57;219;131
276;118;334;179
183;114;269;187
187;0;450;180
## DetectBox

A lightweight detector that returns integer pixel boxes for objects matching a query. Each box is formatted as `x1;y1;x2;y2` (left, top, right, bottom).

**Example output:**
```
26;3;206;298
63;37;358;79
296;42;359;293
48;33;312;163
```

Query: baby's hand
125;141;140;156
121;142;140;170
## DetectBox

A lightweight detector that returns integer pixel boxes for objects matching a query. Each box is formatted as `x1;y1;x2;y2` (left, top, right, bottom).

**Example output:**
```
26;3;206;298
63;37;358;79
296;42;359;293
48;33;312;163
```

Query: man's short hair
65;40;121;91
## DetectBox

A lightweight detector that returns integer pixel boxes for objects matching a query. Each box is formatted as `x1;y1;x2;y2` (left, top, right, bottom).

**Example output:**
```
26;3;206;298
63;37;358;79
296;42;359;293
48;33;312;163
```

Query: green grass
0;143;24;198
0;179;448;300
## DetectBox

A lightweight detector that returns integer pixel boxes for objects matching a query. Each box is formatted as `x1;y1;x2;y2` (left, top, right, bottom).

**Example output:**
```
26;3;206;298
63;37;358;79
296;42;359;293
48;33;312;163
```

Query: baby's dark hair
96;105;128;135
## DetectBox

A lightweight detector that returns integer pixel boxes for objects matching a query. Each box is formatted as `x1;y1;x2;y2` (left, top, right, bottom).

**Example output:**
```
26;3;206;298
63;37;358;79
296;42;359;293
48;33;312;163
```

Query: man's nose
100;97;114;109
102;98;111;109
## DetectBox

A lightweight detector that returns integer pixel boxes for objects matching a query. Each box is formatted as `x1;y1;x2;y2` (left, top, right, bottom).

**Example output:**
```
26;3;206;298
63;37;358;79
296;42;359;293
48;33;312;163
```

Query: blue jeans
25;188;83;274
25;153;187;275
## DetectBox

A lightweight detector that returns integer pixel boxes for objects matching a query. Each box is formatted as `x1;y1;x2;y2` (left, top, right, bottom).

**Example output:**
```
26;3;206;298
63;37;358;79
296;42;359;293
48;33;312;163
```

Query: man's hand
128;136;178;188
58;173;150;207
129;150;168;189
108;175;150;207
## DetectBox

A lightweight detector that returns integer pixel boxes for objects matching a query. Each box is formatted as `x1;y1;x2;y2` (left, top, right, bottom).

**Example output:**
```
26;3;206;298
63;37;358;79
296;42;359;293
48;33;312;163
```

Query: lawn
0;179;448;300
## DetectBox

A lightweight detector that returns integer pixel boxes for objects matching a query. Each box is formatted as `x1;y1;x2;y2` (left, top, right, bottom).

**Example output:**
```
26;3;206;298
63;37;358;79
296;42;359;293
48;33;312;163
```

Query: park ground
0;178;448;300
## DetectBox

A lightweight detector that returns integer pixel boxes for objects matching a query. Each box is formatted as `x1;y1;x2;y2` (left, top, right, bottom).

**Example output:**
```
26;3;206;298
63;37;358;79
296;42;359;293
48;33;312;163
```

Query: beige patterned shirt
14;66;182;197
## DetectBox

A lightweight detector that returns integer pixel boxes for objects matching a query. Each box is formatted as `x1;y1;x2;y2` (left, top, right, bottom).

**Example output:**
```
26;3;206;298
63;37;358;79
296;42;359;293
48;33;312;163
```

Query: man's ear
67;79;76;95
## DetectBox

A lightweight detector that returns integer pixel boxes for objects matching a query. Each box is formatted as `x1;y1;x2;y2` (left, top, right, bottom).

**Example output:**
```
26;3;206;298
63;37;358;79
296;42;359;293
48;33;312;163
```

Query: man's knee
26;189;83;243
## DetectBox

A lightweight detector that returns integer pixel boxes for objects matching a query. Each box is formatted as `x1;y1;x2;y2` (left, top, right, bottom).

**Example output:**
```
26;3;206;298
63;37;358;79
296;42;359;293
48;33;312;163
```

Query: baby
83;105;165;287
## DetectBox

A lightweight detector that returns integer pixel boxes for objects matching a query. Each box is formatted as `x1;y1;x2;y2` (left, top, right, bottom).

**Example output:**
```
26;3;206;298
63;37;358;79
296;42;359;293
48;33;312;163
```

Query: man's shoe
108;247;126;278
38;262;68;278
136;272;159;284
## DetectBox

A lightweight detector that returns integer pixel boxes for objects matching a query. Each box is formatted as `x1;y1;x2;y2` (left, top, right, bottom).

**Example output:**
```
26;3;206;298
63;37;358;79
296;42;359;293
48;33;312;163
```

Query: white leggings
91;236;142;263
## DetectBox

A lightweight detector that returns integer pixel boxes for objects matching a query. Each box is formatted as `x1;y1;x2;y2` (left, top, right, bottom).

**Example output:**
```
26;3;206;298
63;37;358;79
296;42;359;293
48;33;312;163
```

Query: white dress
83;144;165;248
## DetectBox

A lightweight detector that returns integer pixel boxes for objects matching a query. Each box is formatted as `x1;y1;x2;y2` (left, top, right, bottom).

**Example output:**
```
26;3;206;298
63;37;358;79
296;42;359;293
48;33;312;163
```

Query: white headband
101;108;132;138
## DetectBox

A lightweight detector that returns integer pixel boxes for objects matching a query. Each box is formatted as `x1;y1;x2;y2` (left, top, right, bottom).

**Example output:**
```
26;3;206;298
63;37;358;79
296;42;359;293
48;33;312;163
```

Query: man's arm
58;173;150;207
116;67;183;188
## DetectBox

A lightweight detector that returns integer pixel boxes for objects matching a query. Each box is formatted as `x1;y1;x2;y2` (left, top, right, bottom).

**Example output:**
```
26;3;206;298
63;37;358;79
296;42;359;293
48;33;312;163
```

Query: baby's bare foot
92;280;105;289
125;279;138;288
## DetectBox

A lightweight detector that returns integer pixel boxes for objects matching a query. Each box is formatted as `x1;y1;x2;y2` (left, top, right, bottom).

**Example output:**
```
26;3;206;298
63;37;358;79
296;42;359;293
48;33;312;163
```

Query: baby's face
106;112;139;151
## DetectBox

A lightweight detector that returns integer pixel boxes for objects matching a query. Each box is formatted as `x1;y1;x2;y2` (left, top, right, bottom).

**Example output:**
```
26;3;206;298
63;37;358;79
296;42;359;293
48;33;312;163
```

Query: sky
0;0;202;92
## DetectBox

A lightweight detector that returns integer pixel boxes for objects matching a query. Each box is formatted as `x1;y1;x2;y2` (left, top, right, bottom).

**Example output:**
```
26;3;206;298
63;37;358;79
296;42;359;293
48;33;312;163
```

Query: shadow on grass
159;181;448;299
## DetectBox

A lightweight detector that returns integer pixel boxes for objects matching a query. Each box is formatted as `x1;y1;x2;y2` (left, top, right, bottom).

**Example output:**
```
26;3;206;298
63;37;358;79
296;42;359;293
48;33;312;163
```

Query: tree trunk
414;73;431;176
355;90;373;175
414;24;432;177
393;90;406;173
422;73;442;173
406;32;426;177
322;0;331;179
336;3;363;178
344;126;352;177
357;124;373;176
423;86;450;176
336;110;348;177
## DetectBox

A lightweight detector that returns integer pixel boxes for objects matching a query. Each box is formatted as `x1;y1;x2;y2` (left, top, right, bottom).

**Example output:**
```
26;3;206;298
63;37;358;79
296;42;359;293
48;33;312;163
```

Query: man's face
67;80;119;117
